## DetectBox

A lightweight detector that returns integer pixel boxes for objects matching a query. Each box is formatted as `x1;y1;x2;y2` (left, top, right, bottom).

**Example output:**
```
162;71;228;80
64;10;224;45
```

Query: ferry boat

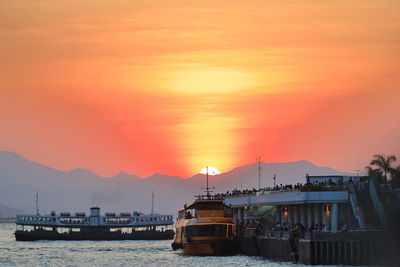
171;168;236;255
15;207;174;241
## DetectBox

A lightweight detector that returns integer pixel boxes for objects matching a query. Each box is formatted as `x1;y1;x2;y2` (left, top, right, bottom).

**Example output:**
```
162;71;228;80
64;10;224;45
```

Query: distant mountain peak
112;170;139;180
116;170;128;176
68;167;100;177
146;172;183;180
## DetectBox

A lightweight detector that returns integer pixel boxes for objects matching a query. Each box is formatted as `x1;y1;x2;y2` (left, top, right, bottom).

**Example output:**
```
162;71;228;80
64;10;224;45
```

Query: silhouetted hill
0;151;351;215
0;203;25;218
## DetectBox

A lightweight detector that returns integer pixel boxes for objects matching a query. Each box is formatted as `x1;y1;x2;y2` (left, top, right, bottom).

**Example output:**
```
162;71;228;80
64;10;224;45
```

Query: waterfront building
224;175;396;265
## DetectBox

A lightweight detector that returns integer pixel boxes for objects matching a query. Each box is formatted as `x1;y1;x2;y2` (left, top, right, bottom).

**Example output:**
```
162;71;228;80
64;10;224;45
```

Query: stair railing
348;184;367;229
368;180;388;228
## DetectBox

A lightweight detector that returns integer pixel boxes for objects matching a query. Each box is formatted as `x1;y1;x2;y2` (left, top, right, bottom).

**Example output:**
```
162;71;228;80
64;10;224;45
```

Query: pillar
307;204;313;229
275;205;281;224
322;204;327;228
314;204;320;225
233;208;238;225
331;203;339;231
300;205;306;226
288;205;294;226
293;205;298;224
238;208;244;224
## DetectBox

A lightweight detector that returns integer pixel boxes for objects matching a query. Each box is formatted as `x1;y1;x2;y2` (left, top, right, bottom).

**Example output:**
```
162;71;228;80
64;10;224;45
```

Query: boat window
185;210;194;219
195;202;224;210
178;211;185;219
185;224;227;237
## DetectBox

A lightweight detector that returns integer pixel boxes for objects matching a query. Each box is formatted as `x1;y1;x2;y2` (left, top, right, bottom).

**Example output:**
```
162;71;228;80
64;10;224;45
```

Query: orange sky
1;0;399;177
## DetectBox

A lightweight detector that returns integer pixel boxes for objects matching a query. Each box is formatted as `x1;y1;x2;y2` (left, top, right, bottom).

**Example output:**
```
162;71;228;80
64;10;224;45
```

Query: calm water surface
0;223;327;266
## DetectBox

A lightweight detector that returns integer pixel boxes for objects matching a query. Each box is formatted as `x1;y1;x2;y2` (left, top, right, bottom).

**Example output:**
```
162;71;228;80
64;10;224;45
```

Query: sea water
0;223;328;266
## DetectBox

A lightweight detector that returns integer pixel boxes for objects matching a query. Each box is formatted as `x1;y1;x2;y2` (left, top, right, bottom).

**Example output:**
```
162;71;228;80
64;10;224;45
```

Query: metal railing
368;180;388;227
16;214;174;228
348;184;367;229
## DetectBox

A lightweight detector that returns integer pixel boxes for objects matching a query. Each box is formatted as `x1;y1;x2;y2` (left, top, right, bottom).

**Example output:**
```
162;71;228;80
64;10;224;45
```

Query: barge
15;207;174;241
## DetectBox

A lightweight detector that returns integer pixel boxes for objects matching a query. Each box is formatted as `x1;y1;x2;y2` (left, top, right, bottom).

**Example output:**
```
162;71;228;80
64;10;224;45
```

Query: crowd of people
211;177;363;199
233;219;349;238
212;183;320;199
272;222;333;233
212;188;258;199
212;183;305;199
261;183;304;192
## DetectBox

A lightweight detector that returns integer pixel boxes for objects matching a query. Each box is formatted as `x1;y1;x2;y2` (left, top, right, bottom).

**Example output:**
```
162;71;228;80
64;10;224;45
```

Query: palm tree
366;166;384;184
369;154;397;182
390;165;400;186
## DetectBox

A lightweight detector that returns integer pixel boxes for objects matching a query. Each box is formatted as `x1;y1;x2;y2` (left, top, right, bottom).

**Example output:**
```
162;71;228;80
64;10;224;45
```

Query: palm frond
387;155;397;163
370;159;384;167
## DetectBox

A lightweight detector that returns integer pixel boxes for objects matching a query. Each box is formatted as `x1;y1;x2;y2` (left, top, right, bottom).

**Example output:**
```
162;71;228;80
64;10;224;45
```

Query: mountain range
0;151;351;216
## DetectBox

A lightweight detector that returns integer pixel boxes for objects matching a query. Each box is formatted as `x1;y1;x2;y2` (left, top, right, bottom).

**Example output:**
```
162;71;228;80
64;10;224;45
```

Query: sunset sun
199;166;221;175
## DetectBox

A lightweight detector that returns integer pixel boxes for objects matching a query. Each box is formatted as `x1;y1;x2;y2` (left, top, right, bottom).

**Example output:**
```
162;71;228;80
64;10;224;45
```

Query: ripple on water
1;224;330;267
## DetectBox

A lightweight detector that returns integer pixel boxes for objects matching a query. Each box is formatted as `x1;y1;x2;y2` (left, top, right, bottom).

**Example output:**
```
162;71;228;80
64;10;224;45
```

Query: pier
223;175;399;265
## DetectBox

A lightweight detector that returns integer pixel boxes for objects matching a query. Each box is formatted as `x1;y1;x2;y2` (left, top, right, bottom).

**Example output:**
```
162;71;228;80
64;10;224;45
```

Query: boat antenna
202;166;215;196
36;190;40;215
151;191;154;214
207;166;209;194
257;156;261;190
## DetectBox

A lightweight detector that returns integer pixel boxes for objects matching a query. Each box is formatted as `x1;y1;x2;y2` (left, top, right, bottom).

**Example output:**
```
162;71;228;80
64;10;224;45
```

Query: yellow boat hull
182;240;236;256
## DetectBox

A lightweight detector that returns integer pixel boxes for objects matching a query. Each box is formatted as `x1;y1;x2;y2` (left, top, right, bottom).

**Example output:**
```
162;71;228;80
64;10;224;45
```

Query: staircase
355;186;380;228
348;185;367;229
368;180;388;228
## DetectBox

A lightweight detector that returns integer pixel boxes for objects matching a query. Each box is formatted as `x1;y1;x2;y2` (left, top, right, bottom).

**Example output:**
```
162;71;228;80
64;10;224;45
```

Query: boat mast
202;166;214;196
36;190;39;215
206;166;209;195
151;191;154;214
257;156;261;190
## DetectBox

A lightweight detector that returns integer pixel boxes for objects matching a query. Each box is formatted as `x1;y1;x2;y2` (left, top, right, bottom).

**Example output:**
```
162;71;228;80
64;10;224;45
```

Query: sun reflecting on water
0;223;309;267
